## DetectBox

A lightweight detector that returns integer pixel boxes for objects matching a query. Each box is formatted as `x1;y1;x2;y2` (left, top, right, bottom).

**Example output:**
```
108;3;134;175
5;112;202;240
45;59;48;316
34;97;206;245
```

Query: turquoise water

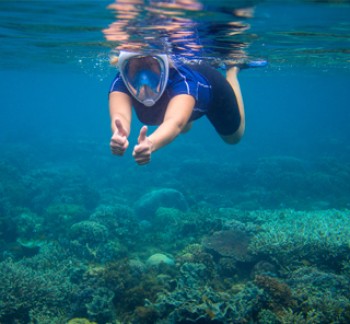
1;1;350;323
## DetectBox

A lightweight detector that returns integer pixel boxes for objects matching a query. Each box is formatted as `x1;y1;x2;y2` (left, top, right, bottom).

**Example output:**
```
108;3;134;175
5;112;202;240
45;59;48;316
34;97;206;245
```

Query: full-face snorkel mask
118;51;169;107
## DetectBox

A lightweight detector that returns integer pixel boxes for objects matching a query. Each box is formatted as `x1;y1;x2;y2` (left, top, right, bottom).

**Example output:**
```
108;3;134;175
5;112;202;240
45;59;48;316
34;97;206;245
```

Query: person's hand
110;119;129;156
133;126;153;165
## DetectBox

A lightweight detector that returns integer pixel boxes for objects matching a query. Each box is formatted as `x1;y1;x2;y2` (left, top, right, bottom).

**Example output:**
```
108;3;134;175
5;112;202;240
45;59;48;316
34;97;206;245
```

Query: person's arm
149;94;195;151
109;91;132;155
133;94;195;164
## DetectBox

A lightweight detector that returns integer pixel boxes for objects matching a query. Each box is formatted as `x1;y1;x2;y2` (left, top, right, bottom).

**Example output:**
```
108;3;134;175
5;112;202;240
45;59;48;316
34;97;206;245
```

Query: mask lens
122;56;166;106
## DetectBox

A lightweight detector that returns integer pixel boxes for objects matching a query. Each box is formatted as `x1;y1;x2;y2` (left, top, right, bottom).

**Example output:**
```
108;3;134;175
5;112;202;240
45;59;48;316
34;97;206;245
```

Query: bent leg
221;67;245;144
189;62;244;143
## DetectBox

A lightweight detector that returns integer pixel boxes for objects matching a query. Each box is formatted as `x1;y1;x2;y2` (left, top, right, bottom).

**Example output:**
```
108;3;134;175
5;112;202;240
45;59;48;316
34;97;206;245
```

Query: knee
221;134;242;144
220;126;244;144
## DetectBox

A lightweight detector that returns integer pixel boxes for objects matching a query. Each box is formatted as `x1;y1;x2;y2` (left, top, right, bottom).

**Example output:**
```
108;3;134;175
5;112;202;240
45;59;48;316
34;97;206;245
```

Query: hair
109;55;119;66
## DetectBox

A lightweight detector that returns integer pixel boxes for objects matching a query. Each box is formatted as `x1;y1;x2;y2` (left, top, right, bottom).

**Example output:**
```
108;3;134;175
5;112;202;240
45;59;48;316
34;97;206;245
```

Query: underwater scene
1;0;350;323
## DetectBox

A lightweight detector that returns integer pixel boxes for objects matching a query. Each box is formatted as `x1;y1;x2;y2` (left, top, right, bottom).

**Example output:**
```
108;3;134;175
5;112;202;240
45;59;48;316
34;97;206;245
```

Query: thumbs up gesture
133;126;153;165
110;119;129;156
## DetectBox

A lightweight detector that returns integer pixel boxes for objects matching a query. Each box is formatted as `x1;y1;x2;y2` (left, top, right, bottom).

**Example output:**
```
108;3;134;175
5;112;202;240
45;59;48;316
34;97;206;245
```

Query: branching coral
150;280;264;323
289;267;350;312
85;287;115;323
249;209;350;266
0;256;76;323
254;275;295;310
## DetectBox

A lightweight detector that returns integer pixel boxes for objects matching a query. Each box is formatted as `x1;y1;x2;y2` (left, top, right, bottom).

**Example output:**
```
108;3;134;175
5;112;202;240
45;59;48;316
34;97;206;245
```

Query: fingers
133;127;152;165
110;136;129;155
133;144;151;165
110;127;129;155
110;118;129;155
110;124;152;164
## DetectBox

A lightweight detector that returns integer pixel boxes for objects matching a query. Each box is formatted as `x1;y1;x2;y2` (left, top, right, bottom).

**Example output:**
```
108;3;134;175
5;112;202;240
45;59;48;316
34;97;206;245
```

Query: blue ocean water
1;1;350;323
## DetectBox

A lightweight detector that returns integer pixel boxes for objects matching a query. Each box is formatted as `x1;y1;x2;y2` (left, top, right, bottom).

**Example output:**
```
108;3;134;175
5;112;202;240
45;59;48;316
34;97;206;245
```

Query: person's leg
220;66;245;144
189;62;243;143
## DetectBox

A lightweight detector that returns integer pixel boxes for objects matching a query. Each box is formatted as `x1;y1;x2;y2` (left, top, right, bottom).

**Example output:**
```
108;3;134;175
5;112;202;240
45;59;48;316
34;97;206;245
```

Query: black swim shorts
190;62;241;136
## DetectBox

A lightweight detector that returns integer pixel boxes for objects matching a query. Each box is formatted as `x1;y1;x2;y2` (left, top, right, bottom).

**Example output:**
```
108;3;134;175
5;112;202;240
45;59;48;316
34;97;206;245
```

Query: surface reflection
103;0;255;64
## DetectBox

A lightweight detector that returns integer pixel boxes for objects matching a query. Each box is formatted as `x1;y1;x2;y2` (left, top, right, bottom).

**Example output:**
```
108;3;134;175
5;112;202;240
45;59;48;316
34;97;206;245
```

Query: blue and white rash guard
109;64;212;126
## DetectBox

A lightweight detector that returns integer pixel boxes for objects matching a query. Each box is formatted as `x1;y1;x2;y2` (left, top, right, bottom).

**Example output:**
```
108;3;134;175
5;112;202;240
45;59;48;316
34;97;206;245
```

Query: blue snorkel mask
118;51;169;107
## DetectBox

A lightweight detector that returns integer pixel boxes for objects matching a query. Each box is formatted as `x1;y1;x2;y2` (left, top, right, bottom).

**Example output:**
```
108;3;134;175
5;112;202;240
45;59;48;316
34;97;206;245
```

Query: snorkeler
108;51;266;165
104;0;269;165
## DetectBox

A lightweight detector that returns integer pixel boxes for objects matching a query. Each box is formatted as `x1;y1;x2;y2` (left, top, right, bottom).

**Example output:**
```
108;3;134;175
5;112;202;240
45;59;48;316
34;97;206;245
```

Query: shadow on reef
1;142;350;322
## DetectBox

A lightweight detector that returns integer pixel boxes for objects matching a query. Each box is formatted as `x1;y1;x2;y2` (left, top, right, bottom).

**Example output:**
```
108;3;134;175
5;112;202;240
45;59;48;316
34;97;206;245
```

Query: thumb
138;125;148;144
114;119;126;137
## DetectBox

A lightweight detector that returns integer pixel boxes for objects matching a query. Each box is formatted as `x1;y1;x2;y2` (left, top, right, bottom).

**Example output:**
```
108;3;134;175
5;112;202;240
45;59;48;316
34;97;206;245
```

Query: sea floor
1;139;350;323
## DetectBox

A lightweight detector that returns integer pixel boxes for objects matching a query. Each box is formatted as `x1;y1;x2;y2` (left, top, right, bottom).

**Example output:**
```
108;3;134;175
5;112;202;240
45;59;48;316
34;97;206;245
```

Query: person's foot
240;58;268;69
224;58;268;71
233;58;268;70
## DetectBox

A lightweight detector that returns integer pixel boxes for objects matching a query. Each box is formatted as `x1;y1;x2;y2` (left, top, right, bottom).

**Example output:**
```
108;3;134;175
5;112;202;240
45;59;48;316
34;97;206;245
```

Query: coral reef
249;209;350;268
0;245;77;323
254;275;295;310
285;266;350;323
68;319;97;324
202;228;253;261
150;279;264;323
85;287;116;323
1;142;350;323
70;220;109;245
146;253;175;267
135;188;189;219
